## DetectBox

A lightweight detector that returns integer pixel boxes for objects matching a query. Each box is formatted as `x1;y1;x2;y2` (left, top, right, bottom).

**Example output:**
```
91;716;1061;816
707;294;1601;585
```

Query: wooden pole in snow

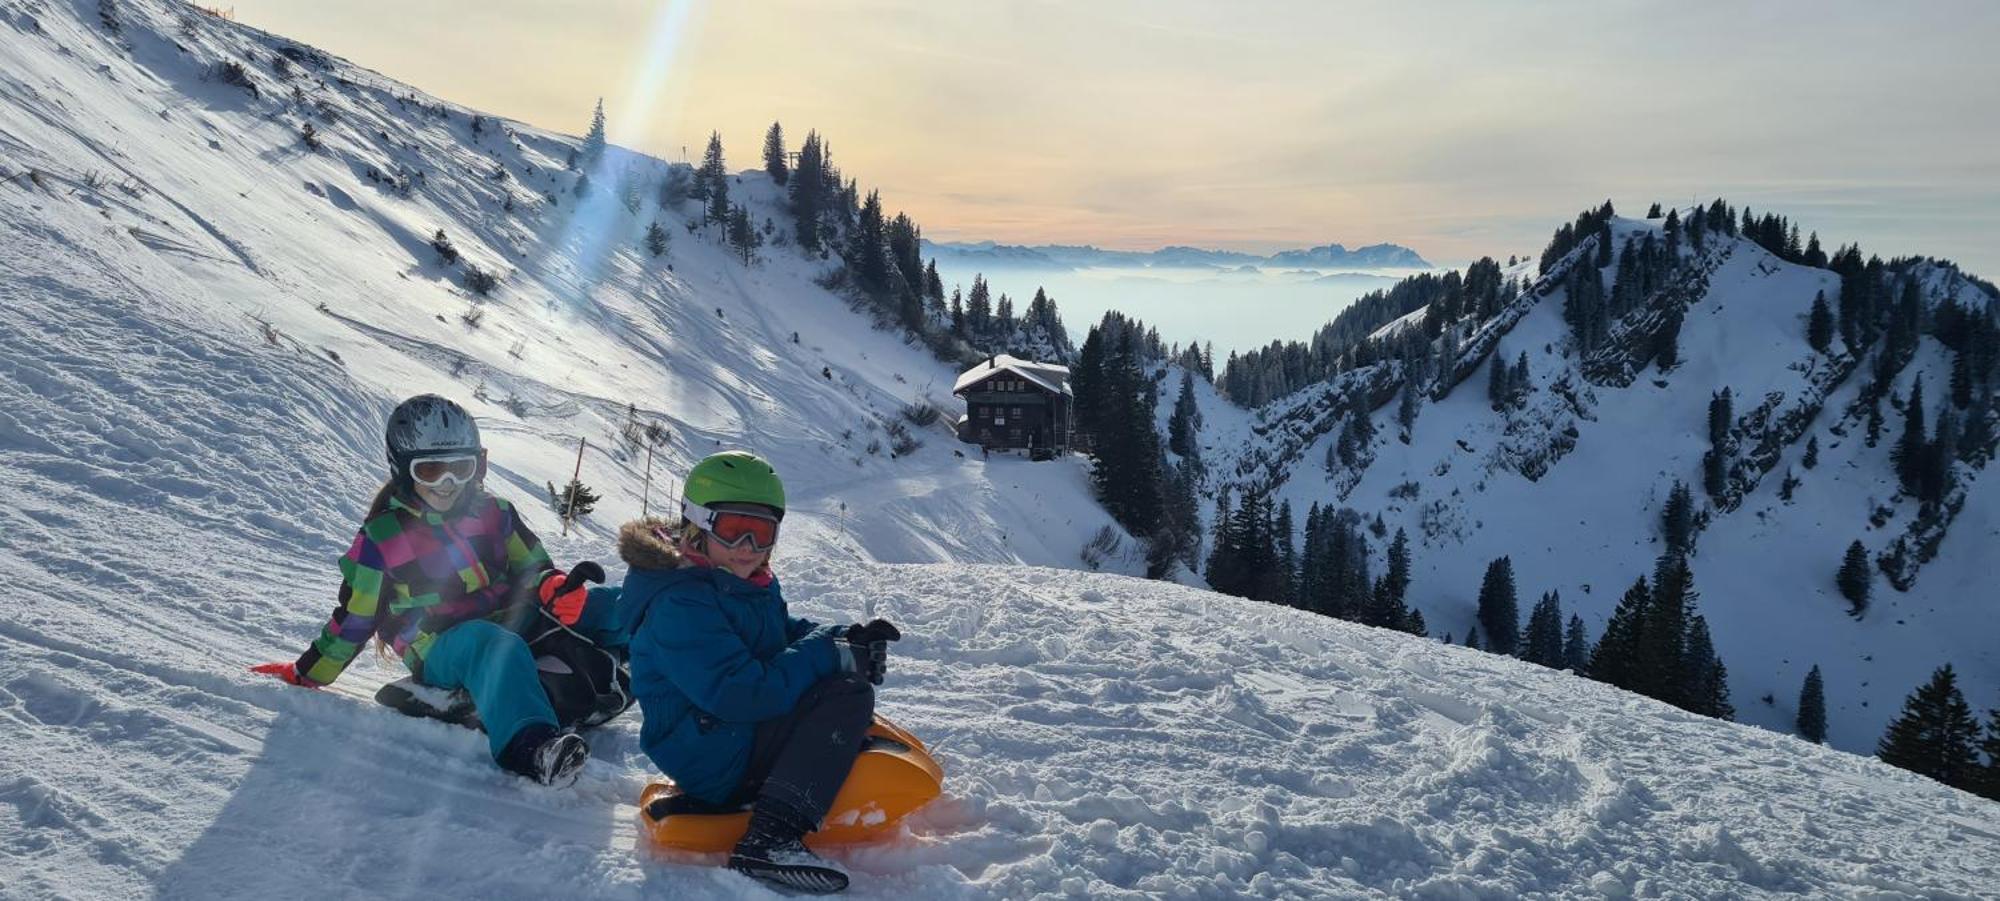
641;442;655;519
561;436;587;537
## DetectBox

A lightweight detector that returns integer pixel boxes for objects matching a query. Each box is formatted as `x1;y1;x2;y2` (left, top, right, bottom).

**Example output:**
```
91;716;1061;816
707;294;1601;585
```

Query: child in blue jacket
616;451;900;894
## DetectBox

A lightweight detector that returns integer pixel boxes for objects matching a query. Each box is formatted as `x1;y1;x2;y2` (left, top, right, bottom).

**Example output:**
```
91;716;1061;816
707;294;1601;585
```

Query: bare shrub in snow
211;60;257;97
885;419;921;457
901;399;943;428
251;314;280;346
1081;525;1122;571
462;265;498;297
299;122;322;152
430;229;459;266
459;305;484;329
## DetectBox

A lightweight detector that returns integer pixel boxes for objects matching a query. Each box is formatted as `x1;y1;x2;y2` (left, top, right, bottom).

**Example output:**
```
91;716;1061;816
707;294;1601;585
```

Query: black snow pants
728;672;875;830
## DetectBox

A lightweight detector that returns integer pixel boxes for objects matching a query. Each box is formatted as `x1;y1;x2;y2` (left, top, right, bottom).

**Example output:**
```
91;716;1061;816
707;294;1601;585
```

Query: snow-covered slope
3;3;1996;898
1199;214;1999;755
0;0;1132;572
12;555;2000;899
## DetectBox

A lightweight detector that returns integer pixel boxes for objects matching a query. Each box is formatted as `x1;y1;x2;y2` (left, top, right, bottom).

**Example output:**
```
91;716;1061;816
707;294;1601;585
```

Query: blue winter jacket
614;521;842;803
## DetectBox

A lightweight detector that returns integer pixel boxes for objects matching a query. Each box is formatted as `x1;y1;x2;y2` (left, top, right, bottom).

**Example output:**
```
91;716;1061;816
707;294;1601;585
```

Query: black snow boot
728;807;849;894
496;723;589;788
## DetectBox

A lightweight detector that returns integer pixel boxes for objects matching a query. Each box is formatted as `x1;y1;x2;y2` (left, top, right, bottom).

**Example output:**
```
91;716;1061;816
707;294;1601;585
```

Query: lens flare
545;0;703;314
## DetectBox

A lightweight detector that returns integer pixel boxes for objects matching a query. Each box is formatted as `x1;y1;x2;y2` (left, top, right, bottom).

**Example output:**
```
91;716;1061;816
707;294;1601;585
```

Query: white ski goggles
409;453;482;488
683;500;782;551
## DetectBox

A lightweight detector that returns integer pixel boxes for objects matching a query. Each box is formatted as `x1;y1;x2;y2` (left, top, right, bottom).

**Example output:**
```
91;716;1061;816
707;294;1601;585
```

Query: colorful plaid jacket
293;491;554;685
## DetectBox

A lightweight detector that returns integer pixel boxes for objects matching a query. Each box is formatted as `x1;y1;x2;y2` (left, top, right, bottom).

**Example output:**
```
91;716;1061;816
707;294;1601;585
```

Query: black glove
839;619;902;685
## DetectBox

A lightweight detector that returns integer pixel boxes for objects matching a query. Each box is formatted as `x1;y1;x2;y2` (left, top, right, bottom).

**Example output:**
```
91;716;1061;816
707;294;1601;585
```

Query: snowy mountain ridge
1;2;1996;898
1186;209;2000;755
921;239;1432;272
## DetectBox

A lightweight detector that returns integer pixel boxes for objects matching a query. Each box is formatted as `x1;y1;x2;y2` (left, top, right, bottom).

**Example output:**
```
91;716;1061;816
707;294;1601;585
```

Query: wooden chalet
953;354;1073;457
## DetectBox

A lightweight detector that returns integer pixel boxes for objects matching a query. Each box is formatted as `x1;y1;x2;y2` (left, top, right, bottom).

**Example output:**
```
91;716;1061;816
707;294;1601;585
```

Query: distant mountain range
921;239;1433;271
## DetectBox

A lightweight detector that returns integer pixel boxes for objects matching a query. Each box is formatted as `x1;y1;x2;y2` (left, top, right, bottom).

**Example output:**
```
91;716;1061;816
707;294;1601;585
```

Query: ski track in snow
1;2;1997;898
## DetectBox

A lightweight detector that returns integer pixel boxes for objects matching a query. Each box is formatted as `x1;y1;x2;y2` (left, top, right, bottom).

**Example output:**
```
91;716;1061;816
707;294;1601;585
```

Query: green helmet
684;451;786;516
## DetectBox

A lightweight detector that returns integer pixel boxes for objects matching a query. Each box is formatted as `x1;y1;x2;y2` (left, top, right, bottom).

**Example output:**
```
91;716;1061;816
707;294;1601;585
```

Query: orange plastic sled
639;715;944;852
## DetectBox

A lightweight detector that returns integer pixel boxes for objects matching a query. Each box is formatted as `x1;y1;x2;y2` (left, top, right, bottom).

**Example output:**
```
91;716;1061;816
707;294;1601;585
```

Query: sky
229;1;2000;277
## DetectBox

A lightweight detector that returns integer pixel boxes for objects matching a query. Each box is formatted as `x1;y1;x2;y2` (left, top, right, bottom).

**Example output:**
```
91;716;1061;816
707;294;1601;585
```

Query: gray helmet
385;394;482;485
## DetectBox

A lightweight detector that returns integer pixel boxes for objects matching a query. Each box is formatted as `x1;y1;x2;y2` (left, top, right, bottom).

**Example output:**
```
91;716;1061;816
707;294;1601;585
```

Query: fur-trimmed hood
617;517;684;572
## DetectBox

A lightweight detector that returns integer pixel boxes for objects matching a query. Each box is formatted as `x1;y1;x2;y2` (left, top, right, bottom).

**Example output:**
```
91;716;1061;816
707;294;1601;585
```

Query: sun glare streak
547;0;703;314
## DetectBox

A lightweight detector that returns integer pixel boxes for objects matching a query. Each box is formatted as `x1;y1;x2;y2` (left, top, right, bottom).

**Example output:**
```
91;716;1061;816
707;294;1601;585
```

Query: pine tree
1655;305;1683;370
578;98;607;169
700;131;729;225
1464;627;1482;651
1168;370;1199;458
1396;377;1421;439
1520;591;1566;667
1383;528;1411;609
1562;614;1592;674
1683;615;1732;719
1640;554;1694;707
1923;408;1958;504
966;275;992;336
547;478;600;518
1590;578;1649;690
1803;435;1820;469
924;261;946;322
1797;664;1827;743
1709;388;1734;448
1488;353;1511;411
1807;290;1834;352
644;222;669;258
1475;556;1520;656
726;203;759;265
846;190;892;298
1275;500;1298;607
762;121;788;185
1893;377;1927;493
1661;480;1694;553
1976;709;2000;801
1961;396;1994;467
1877;664;1982;788
1702;448;1727;499
788;131;824;251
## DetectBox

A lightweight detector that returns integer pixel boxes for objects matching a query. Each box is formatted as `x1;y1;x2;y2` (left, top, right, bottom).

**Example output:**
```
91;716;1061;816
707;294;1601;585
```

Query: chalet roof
953;354;1072;397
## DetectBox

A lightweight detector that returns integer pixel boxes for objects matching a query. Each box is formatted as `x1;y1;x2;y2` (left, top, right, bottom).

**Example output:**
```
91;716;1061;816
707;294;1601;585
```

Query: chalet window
1012;407;1023;417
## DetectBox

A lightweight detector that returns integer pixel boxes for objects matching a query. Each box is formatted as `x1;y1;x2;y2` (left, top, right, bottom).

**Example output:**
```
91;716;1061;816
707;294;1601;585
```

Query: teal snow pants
418;587;627;759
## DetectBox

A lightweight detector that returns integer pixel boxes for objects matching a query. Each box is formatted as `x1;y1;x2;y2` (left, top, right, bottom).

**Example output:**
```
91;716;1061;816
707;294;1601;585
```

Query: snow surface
1;2;1997;898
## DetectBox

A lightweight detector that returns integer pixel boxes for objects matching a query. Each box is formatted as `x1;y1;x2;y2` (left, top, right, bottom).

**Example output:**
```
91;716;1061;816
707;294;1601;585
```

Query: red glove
251;662;318;689
538;569;590;626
